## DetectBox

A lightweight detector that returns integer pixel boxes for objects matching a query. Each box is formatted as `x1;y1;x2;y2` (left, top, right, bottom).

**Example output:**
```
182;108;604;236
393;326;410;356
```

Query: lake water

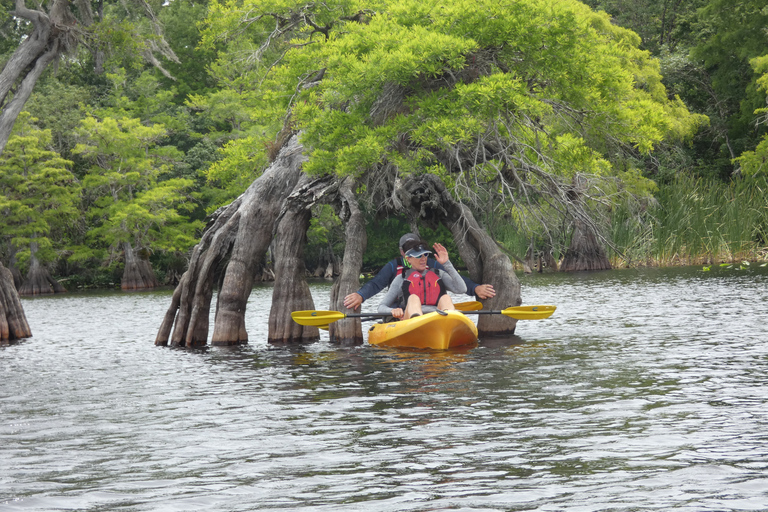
3;264;768;511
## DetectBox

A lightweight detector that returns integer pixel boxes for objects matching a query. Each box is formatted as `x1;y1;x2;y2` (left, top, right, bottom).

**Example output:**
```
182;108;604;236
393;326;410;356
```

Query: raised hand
433;243;449;265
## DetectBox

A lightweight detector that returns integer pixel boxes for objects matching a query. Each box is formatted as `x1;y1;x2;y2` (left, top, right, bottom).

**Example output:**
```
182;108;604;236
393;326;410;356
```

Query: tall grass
611;175;768;266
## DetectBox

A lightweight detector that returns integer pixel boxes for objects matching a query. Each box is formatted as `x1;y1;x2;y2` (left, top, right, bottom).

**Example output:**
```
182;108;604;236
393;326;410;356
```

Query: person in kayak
377;239;467;320
342;233;495;311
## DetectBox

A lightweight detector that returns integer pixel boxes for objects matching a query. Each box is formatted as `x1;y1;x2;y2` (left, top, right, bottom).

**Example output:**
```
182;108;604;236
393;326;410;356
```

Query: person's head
402;239;431;271
399;233;420;256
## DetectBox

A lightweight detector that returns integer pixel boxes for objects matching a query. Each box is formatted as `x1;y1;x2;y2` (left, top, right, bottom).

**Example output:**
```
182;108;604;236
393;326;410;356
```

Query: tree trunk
399;175;523;336
560;175;612;272
560;218;612;272
18;246;67;296
8;251;23;290
329;177;366;345
121;242;160;290
156;135;308;347
0;0;74;155
267;174;337;343
1;260;32;342
543;248;558;272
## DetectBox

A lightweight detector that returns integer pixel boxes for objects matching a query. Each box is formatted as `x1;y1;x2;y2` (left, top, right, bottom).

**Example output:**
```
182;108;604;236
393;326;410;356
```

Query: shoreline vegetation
611;175;768;269
37;174;768;291
502;174;768;274
4;1;768;304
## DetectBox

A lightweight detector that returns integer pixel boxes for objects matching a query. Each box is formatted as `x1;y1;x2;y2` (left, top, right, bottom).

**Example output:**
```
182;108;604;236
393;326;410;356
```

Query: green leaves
0;113;78;270
272;0;700;189
73;114;200;260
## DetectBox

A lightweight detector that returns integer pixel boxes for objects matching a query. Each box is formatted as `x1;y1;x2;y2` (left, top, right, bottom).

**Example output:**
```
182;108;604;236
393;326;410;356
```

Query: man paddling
343;233;496;311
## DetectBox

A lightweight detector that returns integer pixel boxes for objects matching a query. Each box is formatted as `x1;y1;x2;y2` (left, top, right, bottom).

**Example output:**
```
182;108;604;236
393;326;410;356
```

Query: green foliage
265;0;705;185
0;113;79;271
734;53;768;177
689;0;768;176
610;174;768;265
73;115;203;263
157;0;218;101
580;0;706;53
24;79;90;157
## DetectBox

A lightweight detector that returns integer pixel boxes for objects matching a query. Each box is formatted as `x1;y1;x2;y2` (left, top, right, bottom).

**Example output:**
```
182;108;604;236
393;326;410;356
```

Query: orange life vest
402;269;442;306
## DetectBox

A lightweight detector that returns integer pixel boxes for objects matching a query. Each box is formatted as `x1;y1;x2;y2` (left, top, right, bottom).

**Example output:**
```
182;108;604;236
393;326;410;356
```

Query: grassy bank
611;175;768;267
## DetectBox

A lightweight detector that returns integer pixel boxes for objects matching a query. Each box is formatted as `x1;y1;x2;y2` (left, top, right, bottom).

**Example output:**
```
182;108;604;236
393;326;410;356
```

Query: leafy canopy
72;116;202;263
206;0;703;197
0;113;79;270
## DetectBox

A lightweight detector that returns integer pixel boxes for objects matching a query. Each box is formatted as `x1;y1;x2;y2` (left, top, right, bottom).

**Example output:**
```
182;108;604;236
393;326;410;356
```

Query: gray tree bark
267;174;337;343
560;176;612;272
18;244;67;296
0;0;76;155
156;135;311;347
328;177;366;345
121;242;160;290
1;260;32;342
560;218;612;272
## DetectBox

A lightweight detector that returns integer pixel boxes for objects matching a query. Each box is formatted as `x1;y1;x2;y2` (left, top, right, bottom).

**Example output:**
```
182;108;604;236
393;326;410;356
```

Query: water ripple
2;267;768;510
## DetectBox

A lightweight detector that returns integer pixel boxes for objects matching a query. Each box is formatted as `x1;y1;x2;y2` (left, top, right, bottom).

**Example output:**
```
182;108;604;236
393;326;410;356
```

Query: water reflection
3;265;768;511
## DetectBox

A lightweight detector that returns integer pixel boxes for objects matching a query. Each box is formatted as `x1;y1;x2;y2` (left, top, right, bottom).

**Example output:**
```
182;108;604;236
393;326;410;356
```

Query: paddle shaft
340;312;392;319
291;304;555;327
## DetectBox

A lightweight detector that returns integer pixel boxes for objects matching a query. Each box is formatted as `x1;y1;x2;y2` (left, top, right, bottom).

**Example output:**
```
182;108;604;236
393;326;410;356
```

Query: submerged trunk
121;242;160;290
329;177;366;345
267;174;337;343
18;247;66;296
560;218;612;271
560;176;612;272
0;260;32;342
399;175;523;336
8;252;23;289
158;138;529;345
448;204;522;336
543;249;558;272
156;135;309;347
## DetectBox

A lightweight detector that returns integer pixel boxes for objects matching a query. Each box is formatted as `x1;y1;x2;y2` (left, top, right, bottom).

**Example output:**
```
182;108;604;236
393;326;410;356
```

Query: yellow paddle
454;301;483;311
292;310;389;326
472;305;557;320
292;304;556;326
293;301;482;328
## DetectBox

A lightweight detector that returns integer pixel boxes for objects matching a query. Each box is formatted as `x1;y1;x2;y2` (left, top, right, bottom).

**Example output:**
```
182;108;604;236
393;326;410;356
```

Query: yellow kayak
367;310;478;350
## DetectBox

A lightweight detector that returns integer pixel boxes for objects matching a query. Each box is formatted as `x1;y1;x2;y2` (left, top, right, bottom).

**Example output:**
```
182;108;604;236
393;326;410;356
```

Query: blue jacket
356;257;480;301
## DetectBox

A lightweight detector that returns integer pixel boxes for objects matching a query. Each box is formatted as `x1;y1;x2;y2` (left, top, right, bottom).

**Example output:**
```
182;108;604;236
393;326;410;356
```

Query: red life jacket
402;269;442;306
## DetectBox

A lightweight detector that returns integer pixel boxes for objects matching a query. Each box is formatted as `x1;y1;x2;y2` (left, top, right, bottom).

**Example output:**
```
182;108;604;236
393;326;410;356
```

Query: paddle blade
501;305;557;320
454;301;483;311
291;310;346;326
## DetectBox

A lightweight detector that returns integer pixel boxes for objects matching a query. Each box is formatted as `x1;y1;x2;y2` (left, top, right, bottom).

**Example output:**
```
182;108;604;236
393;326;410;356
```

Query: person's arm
461;275;478;296
429;257;444;271
357;260;397;300
438;261;467;294
377;276;404;314
461;276;494;299
344;259;397;309
431;243;466;294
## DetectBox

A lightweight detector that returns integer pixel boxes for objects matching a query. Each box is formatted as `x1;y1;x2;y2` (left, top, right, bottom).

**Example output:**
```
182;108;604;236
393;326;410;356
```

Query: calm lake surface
3;264;768;511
